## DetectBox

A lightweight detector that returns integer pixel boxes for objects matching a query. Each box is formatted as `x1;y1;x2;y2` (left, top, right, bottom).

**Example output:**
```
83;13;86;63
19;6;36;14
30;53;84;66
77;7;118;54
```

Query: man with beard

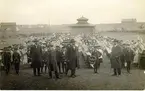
30;39;42;76
13;47;21;75
3;47;11;75
66;39;79;78
110;40;122;76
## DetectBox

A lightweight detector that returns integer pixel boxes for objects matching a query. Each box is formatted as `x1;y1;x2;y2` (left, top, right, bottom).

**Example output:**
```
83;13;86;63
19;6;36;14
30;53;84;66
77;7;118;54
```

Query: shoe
48;77;52;79
111;74;117;76
56;77;61;79
71;75;76;78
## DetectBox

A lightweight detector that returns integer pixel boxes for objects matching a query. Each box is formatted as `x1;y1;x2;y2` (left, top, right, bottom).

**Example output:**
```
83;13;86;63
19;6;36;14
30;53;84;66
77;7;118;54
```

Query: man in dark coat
66;39;79;78
42;47;49;73
55;46;63;74
61;46;67;74
91;47;100;73
30;39;42;76
13;47;21;74
125;46;135;73
47;44;60;79
3;47;11;75
110;40;122;76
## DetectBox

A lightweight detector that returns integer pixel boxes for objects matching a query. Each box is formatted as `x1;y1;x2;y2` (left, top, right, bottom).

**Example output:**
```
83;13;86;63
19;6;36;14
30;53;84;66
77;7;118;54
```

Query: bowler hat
70;39;75;43
33;39;39;42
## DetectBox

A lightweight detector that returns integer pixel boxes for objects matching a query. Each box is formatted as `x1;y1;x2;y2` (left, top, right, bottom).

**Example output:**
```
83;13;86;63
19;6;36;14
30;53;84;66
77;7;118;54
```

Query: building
95;19;145;32
69;16;96;35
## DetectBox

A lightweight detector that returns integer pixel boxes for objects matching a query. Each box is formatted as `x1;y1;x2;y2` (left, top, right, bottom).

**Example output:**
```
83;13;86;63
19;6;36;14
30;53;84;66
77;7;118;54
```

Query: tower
69;16;96;35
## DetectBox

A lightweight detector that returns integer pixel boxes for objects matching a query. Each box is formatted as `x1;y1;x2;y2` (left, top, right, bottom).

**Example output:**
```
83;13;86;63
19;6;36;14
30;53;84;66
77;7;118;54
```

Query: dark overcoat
66;45;79;70
110;45;122;69
13;51;21;64
3;51;11;66
30;45;42;68
91;51;100;68
125;48;135;62
55;50;63;63
45;50;58;71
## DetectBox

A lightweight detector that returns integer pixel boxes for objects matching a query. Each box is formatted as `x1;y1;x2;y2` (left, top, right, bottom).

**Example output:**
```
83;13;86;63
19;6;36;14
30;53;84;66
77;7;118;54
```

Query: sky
0;0;145;25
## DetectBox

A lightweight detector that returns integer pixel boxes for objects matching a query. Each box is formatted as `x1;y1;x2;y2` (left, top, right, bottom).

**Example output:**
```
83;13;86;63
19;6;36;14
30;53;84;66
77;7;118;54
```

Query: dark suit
13;51;21;74
56;50;63;73
47;50;59;78
3;51;11;74
62;51;67;73
125;48;134;73
110;45;122;75
92;51;99;73
66;45;79;77
30;45;42;76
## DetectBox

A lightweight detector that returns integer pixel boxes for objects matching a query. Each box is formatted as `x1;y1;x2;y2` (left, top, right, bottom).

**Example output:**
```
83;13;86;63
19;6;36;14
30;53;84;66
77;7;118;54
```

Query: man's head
33;39;39;45
47;44;53;51
56;46;60;51
70;39;75;46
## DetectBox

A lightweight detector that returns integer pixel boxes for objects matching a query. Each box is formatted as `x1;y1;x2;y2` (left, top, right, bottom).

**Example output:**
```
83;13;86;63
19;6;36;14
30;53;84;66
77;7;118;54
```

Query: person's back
3;51;11;65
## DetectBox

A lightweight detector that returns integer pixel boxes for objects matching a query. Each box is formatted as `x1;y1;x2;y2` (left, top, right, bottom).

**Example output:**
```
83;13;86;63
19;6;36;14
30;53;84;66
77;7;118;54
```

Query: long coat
125;48;134;62
13;51;21;64
44;50;58;71
91;51;100;68
3;51;11;67
110;45;122;69
66;45;79;70
30;45;42;68
55;50;63;63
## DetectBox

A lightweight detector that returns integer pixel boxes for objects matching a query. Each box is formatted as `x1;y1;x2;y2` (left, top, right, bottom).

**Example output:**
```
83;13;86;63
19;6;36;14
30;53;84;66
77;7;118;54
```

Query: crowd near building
0;17;145;79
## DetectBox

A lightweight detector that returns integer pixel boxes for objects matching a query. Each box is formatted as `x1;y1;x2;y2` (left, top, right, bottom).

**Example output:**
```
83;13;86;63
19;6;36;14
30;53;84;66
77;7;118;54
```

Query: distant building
69;16;96;35
95;19;145;32
0;22;17;38
121;18;137;23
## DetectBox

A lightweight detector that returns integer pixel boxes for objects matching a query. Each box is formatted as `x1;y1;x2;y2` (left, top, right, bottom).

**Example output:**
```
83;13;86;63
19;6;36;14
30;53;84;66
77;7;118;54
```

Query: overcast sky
0;0;145;24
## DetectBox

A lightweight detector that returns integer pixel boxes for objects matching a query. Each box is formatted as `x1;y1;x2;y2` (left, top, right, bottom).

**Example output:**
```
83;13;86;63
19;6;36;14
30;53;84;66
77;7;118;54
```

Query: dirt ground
1;60;145;90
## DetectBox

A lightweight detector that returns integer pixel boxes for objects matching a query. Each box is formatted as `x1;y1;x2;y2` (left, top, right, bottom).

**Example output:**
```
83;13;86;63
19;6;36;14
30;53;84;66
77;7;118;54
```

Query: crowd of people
0;33;145;79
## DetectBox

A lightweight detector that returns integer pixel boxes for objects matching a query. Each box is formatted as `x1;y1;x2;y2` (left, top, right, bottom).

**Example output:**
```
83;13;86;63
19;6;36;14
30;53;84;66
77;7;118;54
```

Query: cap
70;39;75;43
33;39;39;42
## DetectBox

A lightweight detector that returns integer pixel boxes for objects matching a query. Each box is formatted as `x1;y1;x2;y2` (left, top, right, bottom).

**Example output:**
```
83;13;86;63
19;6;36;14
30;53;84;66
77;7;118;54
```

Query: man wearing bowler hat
66;39;79;78
30;39;42;76
110;40;122;76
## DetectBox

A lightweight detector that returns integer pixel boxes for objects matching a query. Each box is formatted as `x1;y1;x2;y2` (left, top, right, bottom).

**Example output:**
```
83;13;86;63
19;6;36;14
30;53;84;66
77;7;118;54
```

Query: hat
14;47;18;50
3;47;9;51
94;45;101;48
47;44;53;47
33;39;39;42
70;39;75;43
113;39;119;43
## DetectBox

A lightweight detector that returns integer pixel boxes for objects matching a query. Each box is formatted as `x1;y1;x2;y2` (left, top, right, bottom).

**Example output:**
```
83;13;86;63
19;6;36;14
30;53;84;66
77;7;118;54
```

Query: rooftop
77;16;88;21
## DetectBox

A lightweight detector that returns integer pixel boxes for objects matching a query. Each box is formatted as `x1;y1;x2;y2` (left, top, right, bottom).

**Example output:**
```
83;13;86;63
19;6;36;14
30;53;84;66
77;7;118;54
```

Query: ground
0;32;145;90
1;54;145;90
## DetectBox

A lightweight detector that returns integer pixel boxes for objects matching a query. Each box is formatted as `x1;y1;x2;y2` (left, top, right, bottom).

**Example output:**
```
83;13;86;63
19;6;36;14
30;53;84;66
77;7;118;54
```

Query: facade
69;16;96;35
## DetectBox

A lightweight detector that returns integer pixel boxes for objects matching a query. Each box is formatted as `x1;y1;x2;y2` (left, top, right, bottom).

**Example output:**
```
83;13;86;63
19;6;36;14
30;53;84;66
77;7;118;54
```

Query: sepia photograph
0;0;145;90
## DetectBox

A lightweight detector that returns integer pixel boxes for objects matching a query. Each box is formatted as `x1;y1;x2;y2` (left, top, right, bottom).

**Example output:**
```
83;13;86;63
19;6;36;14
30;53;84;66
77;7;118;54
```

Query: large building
69;16;96;35
95;19;145;32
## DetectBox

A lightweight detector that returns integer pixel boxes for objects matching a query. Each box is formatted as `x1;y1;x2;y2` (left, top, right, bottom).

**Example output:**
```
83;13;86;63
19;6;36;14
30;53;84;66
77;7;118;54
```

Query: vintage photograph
0;0;145;90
